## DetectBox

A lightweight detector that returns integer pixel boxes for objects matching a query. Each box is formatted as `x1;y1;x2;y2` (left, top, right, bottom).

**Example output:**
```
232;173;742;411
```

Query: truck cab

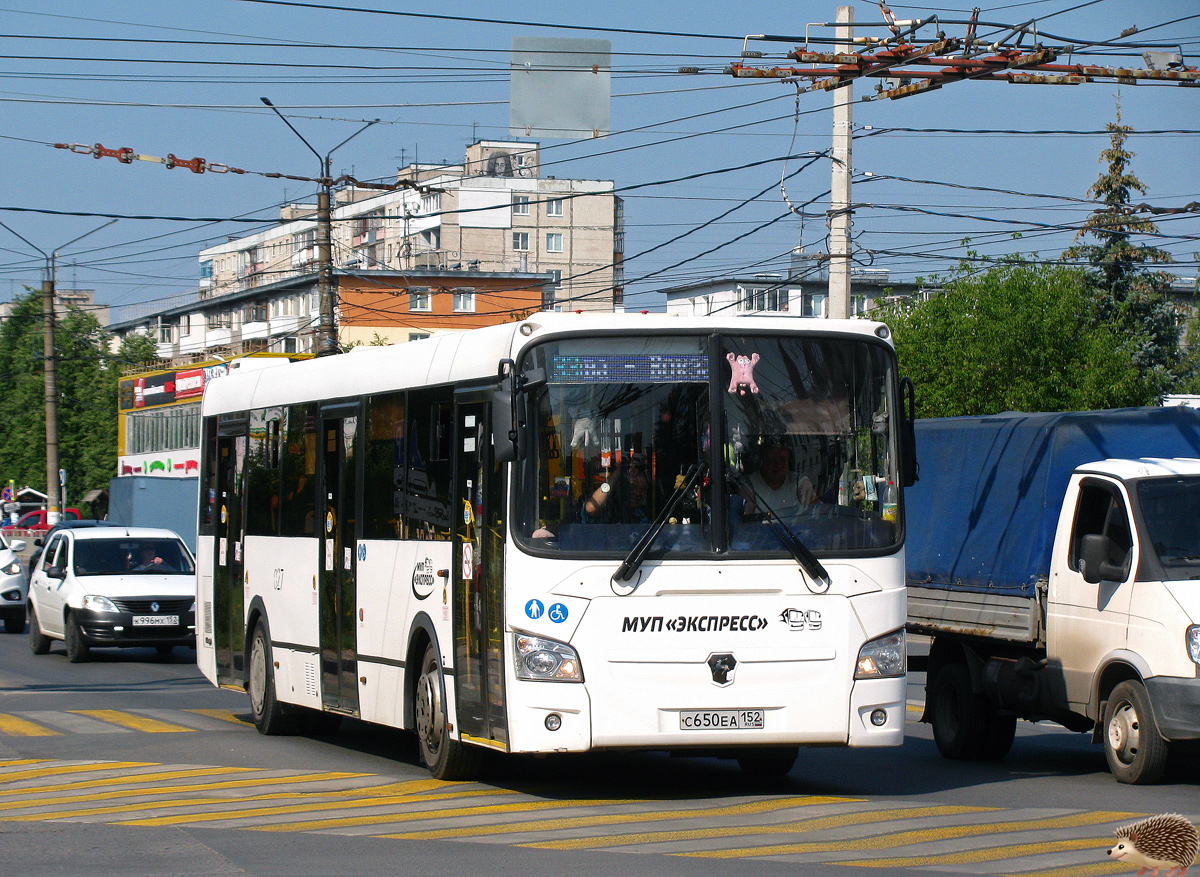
1047;458;1200;782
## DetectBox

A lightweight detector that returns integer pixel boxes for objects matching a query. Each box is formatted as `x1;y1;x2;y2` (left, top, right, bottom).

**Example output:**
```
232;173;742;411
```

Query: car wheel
930;663;988;759
414;642;482;780
247;622;297;735
29;604;50;655
65;614;89;663
4;608;26;634
1104;680;1168;785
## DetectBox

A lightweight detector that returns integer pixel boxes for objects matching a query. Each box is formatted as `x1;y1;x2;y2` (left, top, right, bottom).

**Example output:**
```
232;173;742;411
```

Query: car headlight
855;629;906;679
1188;625;1200;667
82;594;120;613
513;633;583;682
1;561;20;576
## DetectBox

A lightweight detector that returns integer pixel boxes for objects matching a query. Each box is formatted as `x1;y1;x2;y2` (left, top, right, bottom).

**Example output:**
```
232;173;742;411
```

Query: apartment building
197;140;623;322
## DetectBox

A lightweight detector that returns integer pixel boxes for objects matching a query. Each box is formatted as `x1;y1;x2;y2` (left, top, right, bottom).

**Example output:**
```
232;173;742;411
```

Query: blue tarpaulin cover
905;407;1200;596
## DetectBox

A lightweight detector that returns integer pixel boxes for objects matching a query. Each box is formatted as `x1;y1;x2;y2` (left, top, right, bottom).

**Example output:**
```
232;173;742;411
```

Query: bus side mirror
900;376;919;487
492;361;545;464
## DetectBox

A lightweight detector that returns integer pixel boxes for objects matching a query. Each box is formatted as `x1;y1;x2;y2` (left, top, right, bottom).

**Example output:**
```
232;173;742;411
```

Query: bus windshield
515;331;900;558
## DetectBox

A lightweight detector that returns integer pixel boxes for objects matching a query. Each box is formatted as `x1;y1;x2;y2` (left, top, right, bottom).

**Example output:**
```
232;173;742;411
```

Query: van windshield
1137;476;1200;579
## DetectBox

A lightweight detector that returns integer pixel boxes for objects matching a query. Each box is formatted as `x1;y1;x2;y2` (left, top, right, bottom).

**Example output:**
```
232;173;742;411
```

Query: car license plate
679;709;764;730
132;615;179;626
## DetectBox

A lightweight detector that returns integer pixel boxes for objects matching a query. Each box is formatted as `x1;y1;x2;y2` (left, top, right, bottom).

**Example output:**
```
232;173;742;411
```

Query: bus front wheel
415;642;482;780
248;622;297;736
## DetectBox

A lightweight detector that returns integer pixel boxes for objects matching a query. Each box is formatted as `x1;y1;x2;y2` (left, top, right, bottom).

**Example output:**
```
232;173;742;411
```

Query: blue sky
0;0;1196;315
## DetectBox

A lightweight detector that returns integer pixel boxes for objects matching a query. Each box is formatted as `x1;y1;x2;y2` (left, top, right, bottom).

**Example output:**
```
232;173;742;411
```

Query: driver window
1069;481;1132;576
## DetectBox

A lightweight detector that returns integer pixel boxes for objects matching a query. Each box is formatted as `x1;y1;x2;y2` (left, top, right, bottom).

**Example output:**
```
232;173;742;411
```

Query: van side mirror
1080;533;1125;583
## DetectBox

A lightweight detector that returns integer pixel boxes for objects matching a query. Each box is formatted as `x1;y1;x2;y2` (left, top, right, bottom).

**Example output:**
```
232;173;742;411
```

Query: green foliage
876;263;1160;417
0;289;122;504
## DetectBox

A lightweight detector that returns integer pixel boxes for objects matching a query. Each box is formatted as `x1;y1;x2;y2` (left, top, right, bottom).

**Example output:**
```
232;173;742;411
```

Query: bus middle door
319;405;361;716
453;398;508;751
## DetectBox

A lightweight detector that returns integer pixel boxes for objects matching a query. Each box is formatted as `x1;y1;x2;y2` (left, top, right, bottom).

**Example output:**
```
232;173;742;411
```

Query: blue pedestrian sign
525;599;544;620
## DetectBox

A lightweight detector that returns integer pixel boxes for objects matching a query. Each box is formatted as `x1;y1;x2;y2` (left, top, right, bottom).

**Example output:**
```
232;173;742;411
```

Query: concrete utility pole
827;4;854;320
261;98;377;357
0;219;114;525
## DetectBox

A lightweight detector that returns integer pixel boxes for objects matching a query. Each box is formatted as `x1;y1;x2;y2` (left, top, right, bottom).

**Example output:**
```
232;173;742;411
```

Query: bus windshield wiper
613;462;708;585
736;477;832;593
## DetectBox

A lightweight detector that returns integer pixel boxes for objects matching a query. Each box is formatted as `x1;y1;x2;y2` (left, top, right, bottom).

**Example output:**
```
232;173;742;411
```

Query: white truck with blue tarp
907;407;1200;784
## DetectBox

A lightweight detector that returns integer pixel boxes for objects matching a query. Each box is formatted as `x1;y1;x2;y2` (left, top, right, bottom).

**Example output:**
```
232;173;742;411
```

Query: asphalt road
0;629;1197;877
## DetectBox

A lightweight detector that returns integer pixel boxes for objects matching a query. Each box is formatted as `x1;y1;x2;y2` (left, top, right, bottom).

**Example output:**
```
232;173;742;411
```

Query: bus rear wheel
248;622;297;736
415;642;482;780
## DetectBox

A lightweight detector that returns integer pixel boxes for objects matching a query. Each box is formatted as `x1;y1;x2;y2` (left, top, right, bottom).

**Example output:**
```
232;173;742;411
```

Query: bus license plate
679;709;764;730
132;615;179;626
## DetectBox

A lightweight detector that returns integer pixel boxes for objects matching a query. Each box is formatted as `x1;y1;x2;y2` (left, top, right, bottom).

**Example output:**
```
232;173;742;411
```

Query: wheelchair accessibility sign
548;603;568;623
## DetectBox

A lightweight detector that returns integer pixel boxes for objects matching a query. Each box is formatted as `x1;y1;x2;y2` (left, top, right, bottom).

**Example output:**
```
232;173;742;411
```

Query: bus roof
201;312;892;415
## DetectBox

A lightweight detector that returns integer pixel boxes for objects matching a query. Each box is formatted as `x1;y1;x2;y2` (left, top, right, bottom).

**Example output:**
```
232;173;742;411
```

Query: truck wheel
65;614;89;663
1103;680;1168;784
414;642;482;780
248;622;297;736
29;604;50;655
930;663;987;759
979;713;1017;761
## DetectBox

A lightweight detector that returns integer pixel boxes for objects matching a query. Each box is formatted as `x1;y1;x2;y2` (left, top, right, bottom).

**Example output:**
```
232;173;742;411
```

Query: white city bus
196;312;914;778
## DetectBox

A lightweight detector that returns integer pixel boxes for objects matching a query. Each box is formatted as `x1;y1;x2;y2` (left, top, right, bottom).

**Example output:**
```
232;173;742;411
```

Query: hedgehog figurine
1107;814;1199;876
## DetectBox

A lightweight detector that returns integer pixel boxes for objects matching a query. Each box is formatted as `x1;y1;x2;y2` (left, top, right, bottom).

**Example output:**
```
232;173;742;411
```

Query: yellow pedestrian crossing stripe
68;710;194;733
0;709;248;736
0;756;1170;877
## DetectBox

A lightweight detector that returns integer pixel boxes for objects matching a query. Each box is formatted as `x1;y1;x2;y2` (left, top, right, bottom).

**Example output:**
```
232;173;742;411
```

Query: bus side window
405;390;453;540
281;402;317;537
364;391;406;539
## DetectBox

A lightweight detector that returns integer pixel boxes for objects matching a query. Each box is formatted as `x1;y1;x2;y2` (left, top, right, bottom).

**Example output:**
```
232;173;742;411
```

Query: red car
2;509;82;532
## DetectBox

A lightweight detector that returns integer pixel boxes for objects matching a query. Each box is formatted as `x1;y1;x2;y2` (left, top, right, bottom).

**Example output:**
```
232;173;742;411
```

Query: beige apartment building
198;140;624;316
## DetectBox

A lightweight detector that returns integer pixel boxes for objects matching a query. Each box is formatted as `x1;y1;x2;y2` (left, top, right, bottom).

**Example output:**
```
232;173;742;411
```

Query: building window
421;228;440;250
546;198;563;217
513;195;530;216
421;193;441;214
244;302;268;323
199;260;213;281
206;310;232;330
549;269;562;286
741;286;788;313
409;287;431;312
546;233;563;253
512;232;529;252
452;288;475;313
409;332;430;342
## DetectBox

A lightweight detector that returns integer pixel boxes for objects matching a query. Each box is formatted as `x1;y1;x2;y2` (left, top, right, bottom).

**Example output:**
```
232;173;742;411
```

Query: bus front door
319;410;360;715
214;428;247;685
453;400;508;750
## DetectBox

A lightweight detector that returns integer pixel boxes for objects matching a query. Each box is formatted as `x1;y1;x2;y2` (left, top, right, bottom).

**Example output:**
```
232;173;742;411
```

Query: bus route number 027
679;709;765;730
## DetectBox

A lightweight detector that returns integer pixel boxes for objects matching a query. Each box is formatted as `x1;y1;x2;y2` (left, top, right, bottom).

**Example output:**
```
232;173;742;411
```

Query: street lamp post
0;219;116;525
260;98;378;357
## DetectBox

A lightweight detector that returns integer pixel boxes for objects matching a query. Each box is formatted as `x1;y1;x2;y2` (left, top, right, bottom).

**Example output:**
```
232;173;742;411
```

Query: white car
0;531;28;634
27;526;196;662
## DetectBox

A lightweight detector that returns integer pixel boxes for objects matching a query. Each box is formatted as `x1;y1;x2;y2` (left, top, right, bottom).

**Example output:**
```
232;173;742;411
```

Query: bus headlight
513;633;583;682
1187;625;1200;667
855;629;906;679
